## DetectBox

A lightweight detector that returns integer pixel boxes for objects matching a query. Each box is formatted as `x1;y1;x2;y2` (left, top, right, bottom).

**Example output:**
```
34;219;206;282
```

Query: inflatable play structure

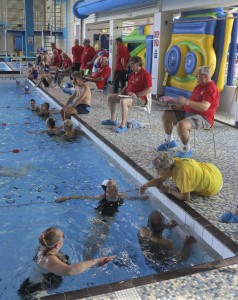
164;8;235;98
121;25;153;73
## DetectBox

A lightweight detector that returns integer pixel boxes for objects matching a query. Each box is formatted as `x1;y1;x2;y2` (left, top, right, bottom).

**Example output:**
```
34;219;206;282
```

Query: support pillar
24;0;34;57
109;20;123;82
151;12;174;96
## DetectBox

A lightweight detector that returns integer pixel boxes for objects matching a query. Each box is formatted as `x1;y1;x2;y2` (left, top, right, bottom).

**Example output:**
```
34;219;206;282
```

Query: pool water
0;80;221;299
0;61;12;71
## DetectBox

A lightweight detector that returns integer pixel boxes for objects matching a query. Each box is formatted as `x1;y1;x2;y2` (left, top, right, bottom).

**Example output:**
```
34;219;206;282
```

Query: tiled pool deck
33;81;238;300
2;67;238;299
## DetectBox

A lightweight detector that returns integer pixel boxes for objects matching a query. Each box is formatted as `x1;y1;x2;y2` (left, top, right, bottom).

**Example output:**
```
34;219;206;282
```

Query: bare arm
64;91;76;107
55;193;103;203
40;255;115;276
128;87;152;98
140;177;166;194
177;96;211;112
120;192;149;200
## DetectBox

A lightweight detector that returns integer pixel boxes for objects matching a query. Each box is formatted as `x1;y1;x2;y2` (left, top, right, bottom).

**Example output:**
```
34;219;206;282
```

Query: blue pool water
0;62;12;71
0;80;221;299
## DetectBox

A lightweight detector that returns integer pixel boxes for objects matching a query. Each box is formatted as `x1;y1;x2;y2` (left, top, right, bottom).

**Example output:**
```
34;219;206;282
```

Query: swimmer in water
56;179;149;215
138;211;196;261
56;180;148;260
18;227;115;298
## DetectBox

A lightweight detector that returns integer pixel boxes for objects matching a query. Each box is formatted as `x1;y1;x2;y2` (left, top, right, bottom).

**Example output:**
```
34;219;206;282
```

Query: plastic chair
116;93;152;128
90;78;109;105
193;126;217;158
129;93;152;128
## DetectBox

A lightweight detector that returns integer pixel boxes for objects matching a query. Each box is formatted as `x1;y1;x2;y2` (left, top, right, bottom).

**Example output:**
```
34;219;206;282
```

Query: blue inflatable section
165;86;192;99
164;45;182;76
184;52;197;74
227;13;238;85
173;19;217;35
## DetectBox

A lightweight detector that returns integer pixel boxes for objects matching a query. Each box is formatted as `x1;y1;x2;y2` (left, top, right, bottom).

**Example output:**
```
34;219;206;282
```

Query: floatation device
62;83;75;95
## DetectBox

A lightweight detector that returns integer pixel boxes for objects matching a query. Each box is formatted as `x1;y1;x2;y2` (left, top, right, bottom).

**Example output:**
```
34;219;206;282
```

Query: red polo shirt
72;45;84;63
81;45;96;70
62;56;72;69
185;80;220;125
51;53;61;67
126;68;152;102
115;44;130;71
93;65;111;89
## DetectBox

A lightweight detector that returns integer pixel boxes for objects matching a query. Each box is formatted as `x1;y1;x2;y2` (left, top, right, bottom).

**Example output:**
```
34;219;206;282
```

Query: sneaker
175;150;193;158
101;119;117;126
157;140;178;151
115;126;128;133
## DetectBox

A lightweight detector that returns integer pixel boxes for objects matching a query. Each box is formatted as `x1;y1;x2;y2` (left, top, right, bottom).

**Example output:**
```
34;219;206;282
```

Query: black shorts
75;104;91;114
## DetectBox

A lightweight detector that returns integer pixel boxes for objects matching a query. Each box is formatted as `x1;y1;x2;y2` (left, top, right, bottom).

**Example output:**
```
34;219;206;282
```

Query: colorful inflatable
122;25;153;73
164;8;234;98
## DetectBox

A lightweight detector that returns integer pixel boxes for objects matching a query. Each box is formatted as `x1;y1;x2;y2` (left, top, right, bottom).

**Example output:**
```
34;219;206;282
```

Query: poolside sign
27;37;34;45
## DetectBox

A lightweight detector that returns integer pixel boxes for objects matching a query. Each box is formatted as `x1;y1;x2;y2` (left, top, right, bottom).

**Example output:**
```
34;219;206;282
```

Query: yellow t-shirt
172;158;223;197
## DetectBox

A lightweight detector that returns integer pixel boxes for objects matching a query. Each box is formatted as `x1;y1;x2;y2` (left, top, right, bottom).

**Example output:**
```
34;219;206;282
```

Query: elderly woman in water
140;153;222;201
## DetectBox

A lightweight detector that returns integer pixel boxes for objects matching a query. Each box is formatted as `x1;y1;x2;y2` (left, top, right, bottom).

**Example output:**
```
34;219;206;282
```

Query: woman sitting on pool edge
56;179;149;216
18;227;115;297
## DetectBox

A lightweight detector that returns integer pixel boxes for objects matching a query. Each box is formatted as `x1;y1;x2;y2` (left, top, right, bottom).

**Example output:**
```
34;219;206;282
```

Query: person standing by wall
113;37;130;93
80;38;96;75
72;39;84;72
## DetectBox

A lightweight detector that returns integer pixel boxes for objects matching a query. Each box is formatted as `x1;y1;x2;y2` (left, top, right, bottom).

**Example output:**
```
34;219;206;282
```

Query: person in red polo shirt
49;49;62;71
50;42;62;55
80;38;96;75
72;39;84;72
101;56;152;133
83;57;111;90
113;37;130;93
156;66;220;158
53;52;72;87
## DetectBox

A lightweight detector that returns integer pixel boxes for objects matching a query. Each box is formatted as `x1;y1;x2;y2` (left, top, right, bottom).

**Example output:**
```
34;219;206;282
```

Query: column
151;12;174;96
24;0;34;57
109;19;123;81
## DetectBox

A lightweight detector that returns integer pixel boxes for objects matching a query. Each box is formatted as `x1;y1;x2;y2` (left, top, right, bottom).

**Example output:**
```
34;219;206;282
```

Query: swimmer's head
39;227;65;250
104;179;119;200
46;117;56;129
63;119;73;131
29;99;36;109
41;102;50;111
147;211;166;234
25;85;30;93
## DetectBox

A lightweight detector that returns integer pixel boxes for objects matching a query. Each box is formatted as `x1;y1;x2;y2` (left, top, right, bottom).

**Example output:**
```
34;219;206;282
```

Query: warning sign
28;37;34;45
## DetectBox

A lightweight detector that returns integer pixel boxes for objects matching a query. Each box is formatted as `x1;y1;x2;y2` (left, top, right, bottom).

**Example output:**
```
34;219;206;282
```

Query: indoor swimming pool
0;61;21;74
0;80;221;299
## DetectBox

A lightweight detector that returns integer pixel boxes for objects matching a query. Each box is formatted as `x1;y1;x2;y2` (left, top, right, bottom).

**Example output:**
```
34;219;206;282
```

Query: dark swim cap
148;211;166;233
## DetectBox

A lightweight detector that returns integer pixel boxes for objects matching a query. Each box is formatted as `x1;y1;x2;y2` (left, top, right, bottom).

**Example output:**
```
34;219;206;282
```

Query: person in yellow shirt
140;153;222;201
